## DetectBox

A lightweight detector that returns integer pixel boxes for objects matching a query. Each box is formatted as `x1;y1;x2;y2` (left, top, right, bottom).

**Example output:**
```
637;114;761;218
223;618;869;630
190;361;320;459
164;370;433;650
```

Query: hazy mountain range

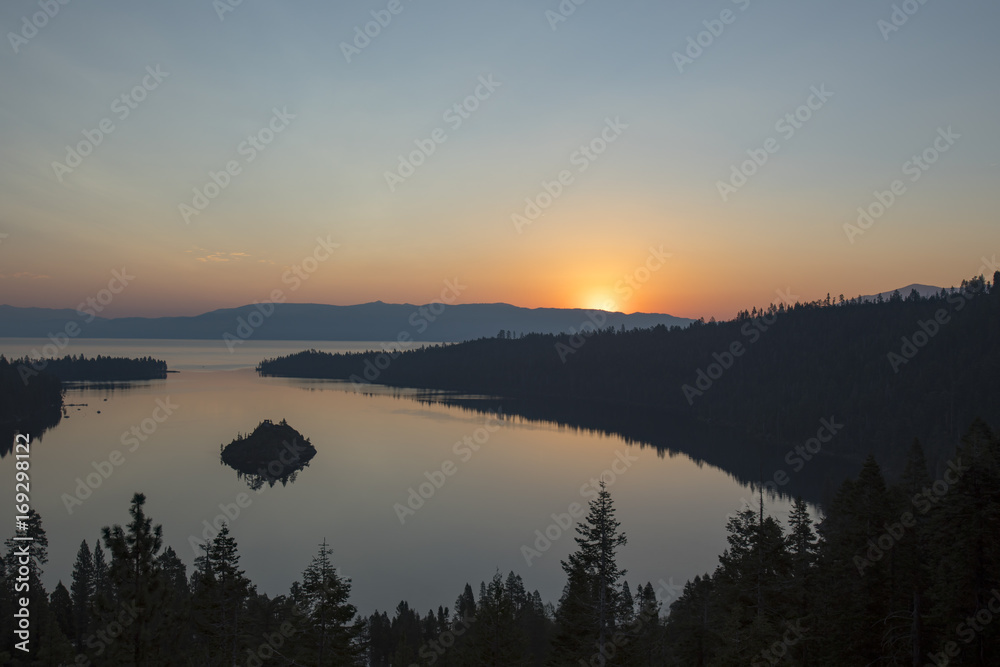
0;302;694;342
859;283;945;302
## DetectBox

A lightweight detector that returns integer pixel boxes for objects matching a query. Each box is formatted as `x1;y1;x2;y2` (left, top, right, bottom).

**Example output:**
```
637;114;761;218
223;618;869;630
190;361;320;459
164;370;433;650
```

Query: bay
0;337;804;615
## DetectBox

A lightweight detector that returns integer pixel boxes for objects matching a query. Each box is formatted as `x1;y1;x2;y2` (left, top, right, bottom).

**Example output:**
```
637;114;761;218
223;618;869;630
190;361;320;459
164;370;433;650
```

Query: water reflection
220;418;317;490
423;395;862;507
0;340;823;614
0;406;61;457
2;378;168;457
281;380;860;507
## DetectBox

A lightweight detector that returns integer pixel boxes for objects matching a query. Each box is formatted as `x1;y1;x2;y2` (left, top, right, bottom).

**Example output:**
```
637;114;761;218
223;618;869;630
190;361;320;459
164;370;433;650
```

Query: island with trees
220;419;317;489
2;418;998;665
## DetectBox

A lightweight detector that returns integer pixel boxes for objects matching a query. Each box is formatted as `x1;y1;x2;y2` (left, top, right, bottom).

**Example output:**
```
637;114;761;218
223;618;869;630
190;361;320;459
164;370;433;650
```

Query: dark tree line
2;354;169;457
369;419;1000;666
258;273;1000;489
0;358;62;421
0;357;62;457
1;418;997;664
11;355;168;383
661;418;1000;666
0;494;365;666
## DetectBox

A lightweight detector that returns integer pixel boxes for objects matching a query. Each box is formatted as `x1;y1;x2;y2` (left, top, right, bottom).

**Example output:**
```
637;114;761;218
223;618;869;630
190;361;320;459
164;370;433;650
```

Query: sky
1;0;998;320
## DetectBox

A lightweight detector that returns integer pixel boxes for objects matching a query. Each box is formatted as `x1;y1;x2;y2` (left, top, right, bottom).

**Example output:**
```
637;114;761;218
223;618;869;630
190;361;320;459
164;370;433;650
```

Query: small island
220;419;316;489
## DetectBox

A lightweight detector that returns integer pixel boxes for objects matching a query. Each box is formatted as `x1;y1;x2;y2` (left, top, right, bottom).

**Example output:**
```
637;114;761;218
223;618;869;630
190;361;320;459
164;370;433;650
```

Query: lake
0;338;807;615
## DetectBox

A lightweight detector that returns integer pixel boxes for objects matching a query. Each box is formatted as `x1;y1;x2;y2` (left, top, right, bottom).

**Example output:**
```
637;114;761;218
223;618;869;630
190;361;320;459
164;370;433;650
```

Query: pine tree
662;574;716;666
552;479;628;664
93;541;110;600
467;570;528;666
70;539;94;652
367;610;393;666
711;508;791;663
455;582;477;622
615;581;636;666
815;455;893;663
155;546;192;659
549;553;598;666
785;497;817;663
50;581;74;642
387;600;422;665
631;582;663;666
99;492;166;665
292;539;366;665
448;582;478;664
892;439;934;665
926;420;1000;665
192;524;254;665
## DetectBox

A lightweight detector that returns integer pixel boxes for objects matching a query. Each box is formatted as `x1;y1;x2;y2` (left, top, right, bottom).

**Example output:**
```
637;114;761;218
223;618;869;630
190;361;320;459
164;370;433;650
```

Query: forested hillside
1;355;169;457
259;273;1000;481
11;355;167;382
0;357;62;457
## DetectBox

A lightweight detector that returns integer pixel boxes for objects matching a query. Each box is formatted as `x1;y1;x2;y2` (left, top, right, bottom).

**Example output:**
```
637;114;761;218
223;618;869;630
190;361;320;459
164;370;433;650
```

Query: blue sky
1;0;998;317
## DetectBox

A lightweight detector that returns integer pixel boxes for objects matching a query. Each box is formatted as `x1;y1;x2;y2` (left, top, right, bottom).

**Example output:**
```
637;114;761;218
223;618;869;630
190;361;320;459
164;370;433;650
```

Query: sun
582;291;618;312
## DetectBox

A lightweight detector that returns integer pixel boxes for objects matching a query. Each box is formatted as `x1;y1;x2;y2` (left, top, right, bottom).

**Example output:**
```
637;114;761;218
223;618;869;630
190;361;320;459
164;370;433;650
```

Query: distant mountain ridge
859;283;944;302
0;302;693;342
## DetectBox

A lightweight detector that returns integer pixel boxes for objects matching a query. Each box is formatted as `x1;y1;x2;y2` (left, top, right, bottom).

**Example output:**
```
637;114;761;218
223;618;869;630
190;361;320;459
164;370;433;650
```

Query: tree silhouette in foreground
551;479;629;665
291;538;366;666
1;420;998;665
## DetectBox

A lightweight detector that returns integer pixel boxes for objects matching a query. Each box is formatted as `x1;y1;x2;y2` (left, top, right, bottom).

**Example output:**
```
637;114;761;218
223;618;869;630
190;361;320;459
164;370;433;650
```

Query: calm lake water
1;338;805;615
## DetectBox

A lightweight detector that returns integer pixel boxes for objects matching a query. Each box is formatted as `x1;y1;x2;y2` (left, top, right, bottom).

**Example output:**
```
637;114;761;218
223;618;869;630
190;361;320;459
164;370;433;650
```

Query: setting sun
581;290;618;312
